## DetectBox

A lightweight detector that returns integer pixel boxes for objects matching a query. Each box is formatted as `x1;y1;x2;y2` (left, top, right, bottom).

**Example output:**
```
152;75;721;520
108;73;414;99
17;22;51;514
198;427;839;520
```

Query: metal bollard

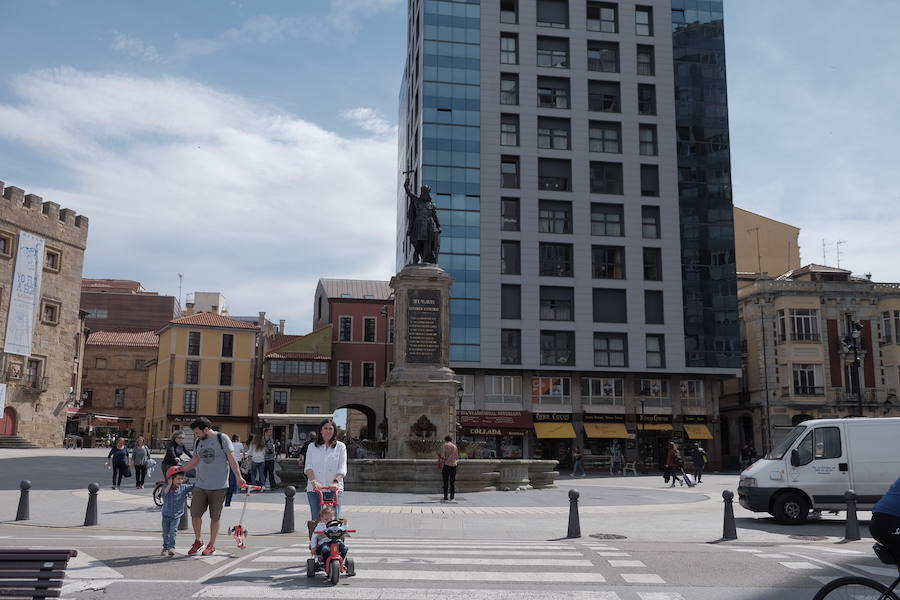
16;480;31;521
178;498;189;531
281;485;296;534
84;482;99;526
566;489;581;538
844;489;860;541
722;490;737;540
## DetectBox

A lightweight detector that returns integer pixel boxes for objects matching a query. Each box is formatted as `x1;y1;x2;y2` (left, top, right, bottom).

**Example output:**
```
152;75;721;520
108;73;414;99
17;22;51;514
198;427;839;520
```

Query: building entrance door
0;407;17;436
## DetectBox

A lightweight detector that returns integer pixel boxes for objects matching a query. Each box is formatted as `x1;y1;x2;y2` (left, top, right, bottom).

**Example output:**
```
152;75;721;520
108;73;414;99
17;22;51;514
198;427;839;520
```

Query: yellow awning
684;424;713;439
638;423;673;431
533;422;577;439
584;423;629;438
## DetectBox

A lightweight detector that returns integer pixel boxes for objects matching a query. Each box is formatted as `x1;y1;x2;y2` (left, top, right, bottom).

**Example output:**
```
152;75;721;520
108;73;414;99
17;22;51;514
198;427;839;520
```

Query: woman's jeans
307;490;342;522
252;462;266;487
161;515;178;549
571;459;585;477
442;465;457;500
112;463;126;487
134;465;147;487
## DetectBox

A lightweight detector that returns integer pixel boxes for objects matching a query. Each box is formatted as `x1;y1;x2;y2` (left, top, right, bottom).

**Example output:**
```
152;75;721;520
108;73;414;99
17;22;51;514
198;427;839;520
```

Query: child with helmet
161;466;194;556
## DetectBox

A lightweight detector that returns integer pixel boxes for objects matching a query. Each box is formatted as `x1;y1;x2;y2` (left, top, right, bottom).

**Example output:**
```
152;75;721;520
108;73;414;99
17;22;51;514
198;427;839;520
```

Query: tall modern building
398;0;739;468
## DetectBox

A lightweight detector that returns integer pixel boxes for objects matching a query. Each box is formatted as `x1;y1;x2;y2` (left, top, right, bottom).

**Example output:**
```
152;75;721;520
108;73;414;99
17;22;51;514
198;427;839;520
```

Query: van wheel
773;492;809;525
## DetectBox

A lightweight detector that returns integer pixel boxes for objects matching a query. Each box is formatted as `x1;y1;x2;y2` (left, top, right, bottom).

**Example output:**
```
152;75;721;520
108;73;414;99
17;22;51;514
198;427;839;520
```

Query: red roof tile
87;331;159;347
168;313;259;330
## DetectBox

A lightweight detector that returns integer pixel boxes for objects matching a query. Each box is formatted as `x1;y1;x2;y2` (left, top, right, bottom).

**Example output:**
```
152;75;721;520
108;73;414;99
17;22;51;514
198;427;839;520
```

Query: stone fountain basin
343;459;558;493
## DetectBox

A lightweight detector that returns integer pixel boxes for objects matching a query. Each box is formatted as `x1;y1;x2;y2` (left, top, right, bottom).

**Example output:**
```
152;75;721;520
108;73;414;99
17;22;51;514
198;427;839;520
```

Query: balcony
538;176;570;192
268;373;329;386
792;386;825;397
777;332;821;344
637;396;671;409
23;376;49;393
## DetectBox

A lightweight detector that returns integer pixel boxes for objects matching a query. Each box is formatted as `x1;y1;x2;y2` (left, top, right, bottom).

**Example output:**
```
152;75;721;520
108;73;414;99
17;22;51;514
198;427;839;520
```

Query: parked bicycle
813;543;900;599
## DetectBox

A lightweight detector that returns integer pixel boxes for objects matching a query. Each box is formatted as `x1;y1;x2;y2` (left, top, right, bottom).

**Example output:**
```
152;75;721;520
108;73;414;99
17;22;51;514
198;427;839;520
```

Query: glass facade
422;0;482;363
672;0;740;369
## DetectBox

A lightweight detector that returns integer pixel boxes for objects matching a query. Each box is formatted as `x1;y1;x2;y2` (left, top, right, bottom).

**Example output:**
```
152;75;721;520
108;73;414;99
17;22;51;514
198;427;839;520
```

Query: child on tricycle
306;504;356;585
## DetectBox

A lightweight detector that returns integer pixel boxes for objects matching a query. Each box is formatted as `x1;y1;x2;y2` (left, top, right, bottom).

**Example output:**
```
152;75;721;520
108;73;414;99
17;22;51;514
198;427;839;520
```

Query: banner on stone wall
3;232;45;357
0;384;6;413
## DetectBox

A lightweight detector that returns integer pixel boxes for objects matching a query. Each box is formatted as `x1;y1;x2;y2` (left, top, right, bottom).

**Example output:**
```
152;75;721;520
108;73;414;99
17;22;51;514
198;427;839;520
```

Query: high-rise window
645;290;664;324
362;363;375;387
592;245;625;279
219;362;233;386
540;286;574;321
537;0;569;28
501;329;522;364
501;198;520;231
592;289;627;323
500;73;519;105
537;117;571;150
501;33;518;64
501;284;521;320
590;162;624;194
635;6;653;36
637;44;655;75
188;332;201;355
591;203;624;236
640;164;659;196
587;41;618;73
339;316;352;341
638;84;656;115
588;81;620;112
594;333;627;367
588;121;621;153
537;36;569;68
221;334;234;357
639;125;658;156
501;241;521;275
501;114;520;146
538;158;572;192
364;317;376;342
537;77;570;109
539;200;572;234
646;334;665;368
185;360;200;385
183;390;198;413
643;247;663;280
642;206;661;238
500;0;518;23
540;330;575;365
337;362;351;386
501;155;520;188
587;1;617;32
539;243;574;277
217;391;231;415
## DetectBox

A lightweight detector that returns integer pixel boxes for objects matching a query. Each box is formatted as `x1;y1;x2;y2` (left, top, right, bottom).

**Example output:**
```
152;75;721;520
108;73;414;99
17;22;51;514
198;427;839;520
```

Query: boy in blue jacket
161;466;193;557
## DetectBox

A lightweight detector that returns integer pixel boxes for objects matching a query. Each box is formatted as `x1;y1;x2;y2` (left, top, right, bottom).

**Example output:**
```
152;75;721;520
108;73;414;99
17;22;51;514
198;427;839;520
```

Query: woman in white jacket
303;418;347;521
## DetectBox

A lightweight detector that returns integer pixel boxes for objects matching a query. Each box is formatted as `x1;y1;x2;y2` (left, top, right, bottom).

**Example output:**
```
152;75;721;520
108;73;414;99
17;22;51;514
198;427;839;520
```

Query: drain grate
790;535;828;541
590;533;627;540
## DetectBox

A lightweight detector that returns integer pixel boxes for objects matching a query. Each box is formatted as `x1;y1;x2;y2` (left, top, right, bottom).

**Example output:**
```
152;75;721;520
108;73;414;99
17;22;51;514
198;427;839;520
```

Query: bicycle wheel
153;483;164;507
813;576;898;600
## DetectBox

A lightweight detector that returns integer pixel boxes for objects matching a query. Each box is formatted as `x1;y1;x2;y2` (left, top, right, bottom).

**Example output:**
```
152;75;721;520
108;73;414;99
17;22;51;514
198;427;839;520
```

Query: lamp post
456;386;464;437
639;399;645;473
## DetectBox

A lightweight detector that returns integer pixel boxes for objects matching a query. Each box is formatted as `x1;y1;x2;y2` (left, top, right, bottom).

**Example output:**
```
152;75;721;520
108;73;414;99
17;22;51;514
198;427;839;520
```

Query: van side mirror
790;449;800;467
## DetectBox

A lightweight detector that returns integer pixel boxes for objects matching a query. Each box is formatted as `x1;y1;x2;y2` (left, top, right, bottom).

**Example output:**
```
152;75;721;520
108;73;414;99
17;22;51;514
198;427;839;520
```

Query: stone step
0;435;40;449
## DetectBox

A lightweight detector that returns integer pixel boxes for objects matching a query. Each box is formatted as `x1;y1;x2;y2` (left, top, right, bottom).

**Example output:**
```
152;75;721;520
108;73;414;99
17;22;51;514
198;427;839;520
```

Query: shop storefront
582;414;628;470
682;415;713;449
532;412;575;466
458;410;532;459
634;414;673;471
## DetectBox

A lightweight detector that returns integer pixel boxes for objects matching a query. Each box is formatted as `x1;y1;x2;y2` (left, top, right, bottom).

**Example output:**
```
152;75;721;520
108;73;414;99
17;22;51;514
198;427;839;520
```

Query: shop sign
533;412;572;423
583;414;625;424
460;410;531;436
683;415;708;424
636;414;672;425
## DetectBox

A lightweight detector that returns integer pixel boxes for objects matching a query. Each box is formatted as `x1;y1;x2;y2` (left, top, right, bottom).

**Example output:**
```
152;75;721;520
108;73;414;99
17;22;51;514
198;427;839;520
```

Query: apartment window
587;1;617;32
219;362;232;386
639;125;658;156
592;245;625;279
362;362;375;387
501;329;522;364
640;164;659;196
537;0;569;28
893;311;900;345
793;364;824;395
635;6;653;36
501;284;521;320
591;203;623;236
588;80;620;112
306;406;322;414
273;390;288;413
790;309;820;342
83;388;92;408
637;44;655;75
500;113;520;146
646;334;665;368
114;388;125;408
537;36;569;68
638;84;656;115
594;333;627;367
185;360;200;385
337;362;351;386
539;243;574;277
538;158;571;191
501;155;520;188
487;375;522;403
637;378;668;398
882;311;893;344
588;121;621;153
41;300;60;324
643;247;662;280
501;241;521;275
645;290;664;324
134;359;145;369
500;0;517;23
537;77;570;109
44;248;61;272
540;330;575;365
501;33;518;64
500;73;519;105
25;359;42;389
183;390;198;414
364;317;376;342
642;205;661;238
537;117;571;150
593;288;627;323
590;161;624;195
583;377;624;405
95;358;107;369
501;198;520;231
188;332;201;355
389;318;395;343
540;286;574;321
221;334;234;357
533;376;571;403
0;232;11;257
539;200;572;233
587;41;618;73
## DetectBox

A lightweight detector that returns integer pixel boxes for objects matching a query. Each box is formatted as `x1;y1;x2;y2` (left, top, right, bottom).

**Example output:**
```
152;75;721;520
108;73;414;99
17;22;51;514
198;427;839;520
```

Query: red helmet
166;466;184;479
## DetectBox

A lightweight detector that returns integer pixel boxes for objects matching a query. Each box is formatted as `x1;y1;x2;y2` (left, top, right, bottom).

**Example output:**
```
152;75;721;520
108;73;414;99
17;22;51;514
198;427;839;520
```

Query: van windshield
765;425;807;460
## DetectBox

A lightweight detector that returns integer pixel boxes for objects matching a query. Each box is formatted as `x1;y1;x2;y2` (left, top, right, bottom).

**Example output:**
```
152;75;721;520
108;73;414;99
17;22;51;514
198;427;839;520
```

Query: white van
738;417;900;524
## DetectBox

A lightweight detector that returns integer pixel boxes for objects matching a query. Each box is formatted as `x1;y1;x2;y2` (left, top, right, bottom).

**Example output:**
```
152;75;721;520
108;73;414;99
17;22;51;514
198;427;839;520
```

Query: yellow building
733;207;801;278
145;313;259;443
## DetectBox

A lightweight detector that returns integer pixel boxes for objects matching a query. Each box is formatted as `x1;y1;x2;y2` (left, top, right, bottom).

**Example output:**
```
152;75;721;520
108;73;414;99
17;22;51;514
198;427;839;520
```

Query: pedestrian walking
665;441;683;487
263;428;278;491
437;434;460;501
178;417;246;556
160;466;193;557
131;436;151;489
571;447;586;477
224;434;245;507
690;444;707;484
303;418;348;521
248;434;267;488
106;437;130;490
161;432;192;474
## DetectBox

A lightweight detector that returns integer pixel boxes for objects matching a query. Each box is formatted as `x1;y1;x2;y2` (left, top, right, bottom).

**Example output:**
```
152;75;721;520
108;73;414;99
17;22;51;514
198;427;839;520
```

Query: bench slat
0;572;65;580
0;551;76;558
0;564;67;572
0;590;62;598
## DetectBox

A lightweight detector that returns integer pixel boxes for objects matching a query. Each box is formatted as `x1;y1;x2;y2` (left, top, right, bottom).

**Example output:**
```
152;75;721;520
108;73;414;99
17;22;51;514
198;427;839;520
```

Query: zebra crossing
191;537;684;599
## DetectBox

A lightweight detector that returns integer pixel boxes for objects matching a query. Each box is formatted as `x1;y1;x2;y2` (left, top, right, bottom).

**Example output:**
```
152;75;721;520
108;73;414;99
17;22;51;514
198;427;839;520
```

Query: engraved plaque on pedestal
406;289;441;364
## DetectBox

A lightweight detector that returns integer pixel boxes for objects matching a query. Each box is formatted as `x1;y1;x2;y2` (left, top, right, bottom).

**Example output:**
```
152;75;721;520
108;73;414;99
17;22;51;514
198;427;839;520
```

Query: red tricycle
306;519;356;585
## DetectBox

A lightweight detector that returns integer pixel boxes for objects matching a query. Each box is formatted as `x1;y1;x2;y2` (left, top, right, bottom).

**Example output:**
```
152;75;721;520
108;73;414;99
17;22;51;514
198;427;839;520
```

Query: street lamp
456;386;464;435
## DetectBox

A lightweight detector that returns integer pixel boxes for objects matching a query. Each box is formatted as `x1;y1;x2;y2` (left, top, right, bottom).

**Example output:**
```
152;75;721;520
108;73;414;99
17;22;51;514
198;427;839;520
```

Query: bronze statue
404;174;441;264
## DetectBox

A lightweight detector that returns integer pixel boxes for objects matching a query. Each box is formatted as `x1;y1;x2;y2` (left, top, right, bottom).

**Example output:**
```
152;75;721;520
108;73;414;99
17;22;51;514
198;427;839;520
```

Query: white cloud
110;32;163;64
0;68;398;332
342;107;396;136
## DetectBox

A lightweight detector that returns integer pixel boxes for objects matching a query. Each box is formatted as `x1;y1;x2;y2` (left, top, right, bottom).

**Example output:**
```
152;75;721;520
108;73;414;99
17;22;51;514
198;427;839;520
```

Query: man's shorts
191;488;228;520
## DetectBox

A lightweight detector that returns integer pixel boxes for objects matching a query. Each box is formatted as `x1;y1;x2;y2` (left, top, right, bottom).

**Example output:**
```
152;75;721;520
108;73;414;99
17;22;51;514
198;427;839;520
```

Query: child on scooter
161;466;193;557
309;505;347;563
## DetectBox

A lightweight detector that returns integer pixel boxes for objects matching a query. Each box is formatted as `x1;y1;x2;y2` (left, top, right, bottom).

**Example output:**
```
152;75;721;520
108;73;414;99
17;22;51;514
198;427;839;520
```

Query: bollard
722;490;737;540
566;489;581;539
844;489;860;541
281;485;296;534
178;497;189;531
16;480;31;521
84;482;99;526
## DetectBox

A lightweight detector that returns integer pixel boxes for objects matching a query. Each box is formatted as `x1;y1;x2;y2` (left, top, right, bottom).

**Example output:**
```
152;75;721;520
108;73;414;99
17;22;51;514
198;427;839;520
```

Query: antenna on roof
836;240;847;269
178;273;183;307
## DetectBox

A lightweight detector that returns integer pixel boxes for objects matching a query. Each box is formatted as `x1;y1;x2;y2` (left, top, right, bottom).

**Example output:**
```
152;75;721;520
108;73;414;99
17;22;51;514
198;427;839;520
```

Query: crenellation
3;185;24;203
74;215;89;230
59;208;75;224
41;201;60;220
0;182;90;240
23;193;42;210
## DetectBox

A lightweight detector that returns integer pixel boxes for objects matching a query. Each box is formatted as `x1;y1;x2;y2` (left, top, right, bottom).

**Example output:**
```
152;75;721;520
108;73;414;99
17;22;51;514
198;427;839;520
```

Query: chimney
279;319;286;333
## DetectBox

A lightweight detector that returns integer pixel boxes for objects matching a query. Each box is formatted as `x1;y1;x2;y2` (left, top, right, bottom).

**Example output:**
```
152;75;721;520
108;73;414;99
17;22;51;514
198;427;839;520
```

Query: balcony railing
791;333;820;343
637;396;671;409
793;386;825;396
583;396;624;407
538;176;570;191
268;373;329;386
23;376;49;393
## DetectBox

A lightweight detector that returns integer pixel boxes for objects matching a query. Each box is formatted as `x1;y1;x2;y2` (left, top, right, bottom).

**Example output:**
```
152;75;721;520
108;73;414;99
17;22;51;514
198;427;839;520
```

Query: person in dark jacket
690;445;707;484
871;477;900;559
161;432;192;474
665;442;683;487
106;437;130;489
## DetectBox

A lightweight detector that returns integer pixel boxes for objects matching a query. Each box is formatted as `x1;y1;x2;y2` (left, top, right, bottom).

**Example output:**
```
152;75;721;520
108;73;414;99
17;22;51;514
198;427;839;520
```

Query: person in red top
437;434;460;501
665;441;684;488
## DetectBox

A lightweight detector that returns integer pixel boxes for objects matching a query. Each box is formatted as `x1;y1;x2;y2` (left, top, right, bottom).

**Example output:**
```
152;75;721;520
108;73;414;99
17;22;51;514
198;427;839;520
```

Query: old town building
81;279;180;333
0;181;89;447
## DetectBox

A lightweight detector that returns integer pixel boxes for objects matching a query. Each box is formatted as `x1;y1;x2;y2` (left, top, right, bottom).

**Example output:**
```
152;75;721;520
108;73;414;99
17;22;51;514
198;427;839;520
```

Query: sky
1;0;898;333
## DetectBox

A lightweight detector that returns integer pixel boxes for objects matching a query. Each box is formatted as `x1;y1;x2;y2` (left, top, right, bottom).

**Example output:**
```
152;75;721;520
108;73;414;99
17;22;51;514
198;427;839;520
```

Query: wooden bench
0;549;78;599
